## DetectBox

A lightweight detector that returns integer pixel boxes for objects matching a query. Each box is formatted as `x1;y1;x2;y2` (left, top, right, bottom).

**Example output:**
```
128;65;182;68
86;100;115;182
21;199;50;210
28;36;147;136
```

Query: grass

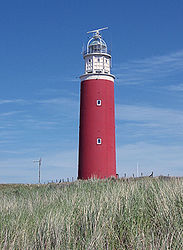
0;177;183;249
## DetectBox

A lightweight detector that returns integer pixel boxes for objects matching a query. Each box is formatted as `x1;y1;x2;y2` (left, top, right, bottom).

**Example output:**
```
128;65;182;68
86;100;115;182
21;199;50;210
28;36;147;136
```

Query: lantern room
87;34;107;54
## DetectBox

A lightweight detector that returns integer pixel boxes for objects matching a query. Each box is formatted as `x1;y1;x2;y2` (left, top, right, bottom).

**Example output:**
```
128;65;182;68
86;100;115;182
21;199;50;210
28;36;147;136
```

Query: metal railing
83;49;111;56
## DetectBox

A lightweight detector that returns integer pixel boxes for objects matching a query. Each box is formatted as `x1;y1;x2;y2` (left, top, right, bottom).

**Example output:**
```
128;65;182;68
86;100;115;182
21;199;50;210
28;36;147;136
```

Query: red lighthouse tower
78;27;116;179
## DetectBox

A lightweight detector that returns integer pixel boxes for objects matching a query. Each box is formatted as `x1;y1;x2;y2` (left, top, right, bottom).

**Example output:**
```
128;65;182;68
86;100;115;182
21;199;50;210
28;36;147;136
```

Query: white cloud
114;50;183;85
0;99;24;105
117;142;183;177
37;97;78;106
166;83;183;92
0;111;23;117
116;104;183;136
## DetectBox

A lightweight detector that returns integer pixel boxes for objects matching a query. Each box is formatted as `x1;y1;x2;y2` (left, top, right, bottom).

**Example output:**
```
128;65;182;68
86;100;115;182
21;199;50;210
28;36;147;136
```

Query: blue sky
0;0;183;183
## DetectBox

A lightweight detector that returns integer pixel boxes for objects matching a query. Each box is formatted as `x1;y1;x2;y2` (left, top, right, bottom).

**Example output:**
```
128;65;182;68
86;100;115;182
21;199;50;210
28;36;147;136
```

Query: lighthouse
78;27;116;179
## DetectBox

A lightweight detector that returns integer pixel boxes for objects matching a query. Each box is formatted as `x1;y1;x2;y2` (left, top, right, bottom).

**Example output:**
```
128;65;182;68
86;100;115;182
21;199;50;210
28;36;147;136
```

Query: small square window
97;138;102;144
97;100;102;106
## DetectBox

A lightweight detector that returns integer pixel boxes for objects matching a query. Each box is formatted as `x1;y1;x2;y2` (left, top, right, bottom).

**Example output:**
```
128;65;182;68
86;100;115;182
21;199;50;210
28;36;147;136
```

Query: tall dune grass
0;177;183;249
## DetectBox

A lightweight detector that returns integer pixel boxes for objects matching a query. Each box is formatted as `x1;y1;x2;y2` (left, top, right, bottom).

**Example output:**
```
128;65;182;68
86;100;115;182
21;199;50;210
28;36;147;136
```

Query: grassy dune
0;177;183;249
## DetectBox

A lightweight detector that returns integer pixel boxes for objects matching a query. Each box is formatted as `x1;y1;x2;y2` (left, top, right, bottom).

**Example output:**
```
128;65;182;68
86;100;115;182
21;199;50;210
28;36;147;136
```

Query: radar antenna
87;27;108;36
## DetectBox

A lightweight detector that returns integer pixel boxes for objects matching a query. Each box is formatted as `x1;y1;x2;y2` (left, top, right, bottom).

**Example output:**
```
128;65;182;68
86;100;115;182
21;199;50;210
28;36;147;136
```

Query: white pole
137;162;139;177
33;158;42;184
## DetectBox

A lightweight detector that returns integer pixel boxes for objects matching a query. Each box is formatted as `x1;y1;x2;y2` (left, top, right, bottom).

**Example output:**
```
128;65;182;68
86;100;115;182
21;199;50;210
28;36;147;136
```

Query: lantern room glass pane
87;37;107;54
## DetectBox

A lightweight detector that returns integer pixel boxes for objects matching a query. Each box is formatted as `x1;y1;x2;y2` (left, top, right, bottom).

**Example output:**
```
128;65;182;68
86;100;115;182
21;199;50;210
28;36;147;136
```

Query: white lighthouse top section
80;28;115;82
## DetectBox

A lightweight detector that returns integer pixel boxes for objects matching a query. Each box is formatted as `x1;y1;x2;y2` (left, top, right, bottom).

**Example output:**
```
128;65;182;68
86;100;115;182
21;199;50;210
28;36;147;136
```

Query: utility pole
33;158;42;184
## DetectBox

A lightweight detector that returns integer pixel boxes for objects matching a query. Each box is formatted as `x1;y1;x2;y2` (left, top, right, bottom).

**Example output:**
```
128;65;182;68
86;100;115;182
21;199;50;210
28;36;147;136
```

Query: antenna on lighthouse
87;27;108;36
